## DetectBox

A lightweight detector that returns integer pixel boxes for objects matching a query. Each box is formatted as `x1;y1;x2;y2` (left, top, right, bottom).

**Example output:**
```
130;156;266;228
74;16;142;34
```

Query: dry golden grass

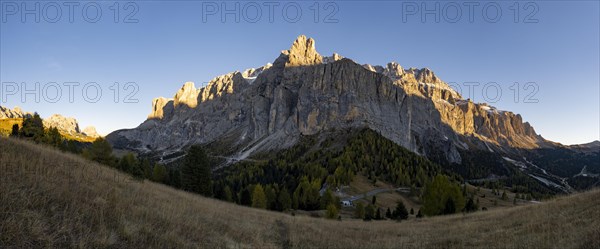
0;118;22;136
1;137;599;249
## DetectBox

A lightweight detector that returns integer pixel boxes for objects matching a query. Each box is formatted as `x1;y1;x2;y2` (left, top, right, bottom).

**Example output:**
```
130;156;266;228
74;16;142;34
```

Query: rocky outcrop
107;35;549;164
82;126;100;138
0;106;30;118
286;35;323;66
43;114;81;135
148;97;174;119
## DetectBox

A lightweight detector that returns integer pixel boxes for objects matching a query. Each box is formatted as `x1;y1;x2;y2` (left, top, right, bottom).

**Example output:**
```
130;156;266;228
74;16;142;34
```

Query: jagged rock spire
286;35;323;66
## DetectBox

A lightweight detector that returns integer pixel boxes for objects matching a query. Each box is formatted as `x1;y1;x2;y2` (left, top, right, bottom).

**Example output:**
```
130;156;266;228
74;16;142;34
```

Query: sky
0;1;598;145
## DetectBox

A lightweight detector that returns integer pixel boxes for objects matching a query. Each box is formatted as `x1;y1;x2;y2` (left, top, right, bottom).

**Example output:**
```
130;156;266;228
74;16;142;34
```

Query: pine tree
502;191;508;201
83;138;115;166
385;208;392;219
422;175;465;216
20;113;44;141
252;184;267;209
326;204;338;219
181;145;213;196
375;208;382;220
118;153;137;174
240;188;252;206
321;189;334;209
416;209;423;218
443;198;456;214
152;164;167;183
410;208;414;215
365;204;375;221
394;201;409;220
223;186;233;202
139;158;152;179
10;124;19;137
372;196;377;205
355;202;365;219
45;127;62;148
264;185;277;210
278;188;292;211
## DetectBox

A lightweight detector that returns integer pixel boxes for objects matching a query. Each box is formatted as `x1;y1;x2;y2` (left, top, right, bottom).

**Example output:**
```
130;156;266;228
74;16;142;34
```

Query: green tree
321;189;334;209
223;186;233;202
372;196;377;205
44;127;63;148
264;185;277;210
443;198;456;214
375;208;382;220
355;202;365;219
10;124;19;137
464;197;478;213
118;153;137;174
385;208;392;219
20;113;44;141
502;191;508;201
181;145;213;196
416;209;423;218
364;204;375;221
152;164;168;183
422;175;465;216
240;188;252;206
83;138;115;166
393;201;408;220
278;188;292;211
326;204;338;219
410;208;414;215
252;184;268;209
139;158;152;179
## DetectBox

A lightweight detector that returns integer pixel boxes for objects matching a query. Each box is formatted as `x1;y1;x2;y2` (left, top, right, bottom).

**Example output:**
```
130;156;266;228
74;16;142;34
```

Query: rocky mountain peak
0;106;30;118
286;35;323;66
416;68;444;84
323;53;344;64
149;97;174;119
174;82;200;108
82;126;100;138
43;114;81;135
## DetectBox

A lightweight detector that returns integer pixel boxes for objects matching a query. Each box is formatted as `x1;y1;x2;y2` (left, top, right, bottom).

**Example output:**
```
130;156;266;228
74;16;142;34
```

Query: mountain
107;35;598;191
0;105;99;139
0;106;31;119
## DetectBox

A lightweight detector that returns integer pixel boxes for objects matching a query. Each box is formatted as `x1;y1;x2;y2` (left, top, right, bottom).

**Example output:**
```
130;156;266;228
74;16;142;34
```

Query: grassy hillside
1;137;599;249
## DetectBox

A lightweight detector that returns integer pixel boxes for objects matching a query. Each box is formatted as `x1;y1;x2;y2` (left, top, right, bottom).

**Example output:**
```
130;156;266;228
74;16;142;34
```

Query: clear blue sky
1;1;598;145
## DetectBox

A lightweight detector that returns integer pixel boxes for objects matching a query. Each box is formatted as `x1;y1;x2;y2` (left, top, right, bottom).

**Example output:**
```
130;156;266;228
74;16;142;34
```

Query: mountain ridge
108;35;549;162
0;105;99;139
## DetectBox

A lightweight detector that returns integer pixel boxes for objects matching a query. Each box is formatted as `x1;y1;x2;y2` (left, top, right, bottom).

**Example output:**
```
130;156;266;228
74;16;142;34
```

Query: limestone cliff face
43;114;81;135
0;106;30;118
107;35;548;163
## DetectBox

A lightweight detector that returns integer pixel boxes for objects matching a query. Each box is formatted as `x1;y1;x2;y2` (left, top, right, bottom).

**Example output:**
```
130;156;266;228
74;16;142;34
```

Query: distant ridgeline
0;105;98;142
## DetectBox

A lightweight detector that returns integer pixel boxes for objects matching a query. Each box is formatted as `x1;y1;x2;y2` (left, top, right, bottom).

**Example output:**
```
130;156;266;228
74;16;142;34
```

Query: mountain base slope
1;137;598;249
